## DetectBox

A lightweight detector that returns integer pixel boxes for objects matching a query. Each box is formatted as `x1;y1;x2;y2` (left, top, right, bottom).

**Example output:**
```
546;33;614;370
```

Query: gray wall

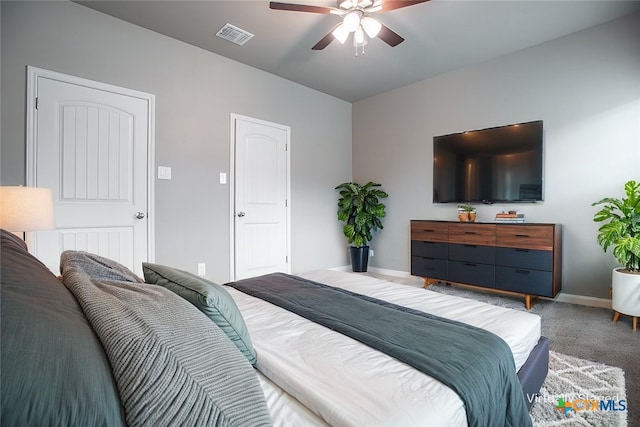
1;1;352;281
353;12;640;299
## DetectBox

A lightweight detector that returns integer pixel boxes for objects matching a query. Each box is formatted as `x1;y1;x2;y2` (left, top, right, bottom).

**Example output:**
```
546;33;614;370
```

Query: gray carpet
366;272;638;426
530;351;626;426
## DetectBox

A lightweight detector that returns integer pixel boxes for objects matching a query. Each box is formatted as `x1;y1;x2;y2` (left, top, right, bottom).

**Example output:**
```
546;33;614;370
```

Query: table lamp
0;186;55;239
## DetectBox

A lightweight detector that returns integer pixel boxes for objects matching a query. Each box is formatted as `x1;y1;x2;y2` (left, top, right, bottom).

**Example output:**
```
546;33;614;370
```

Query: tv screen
433;120;543;203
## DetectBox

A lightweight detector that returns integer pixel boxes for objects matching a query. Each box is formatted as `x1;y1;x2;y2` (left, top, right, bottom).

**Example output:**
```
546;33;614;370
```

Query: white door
232;115;290;280
27;67;155;275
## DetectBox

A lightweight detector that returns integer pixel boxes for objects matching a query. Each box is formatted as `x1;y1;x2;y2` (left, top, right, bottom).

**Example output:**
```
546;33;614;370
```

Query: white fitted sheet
231;270;541;427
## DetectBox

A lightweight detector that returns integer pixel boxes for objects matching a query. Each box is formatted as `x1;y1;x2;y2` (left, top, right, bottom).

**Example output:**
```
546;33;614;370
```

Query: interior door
232;115;290;280
27;68;154;275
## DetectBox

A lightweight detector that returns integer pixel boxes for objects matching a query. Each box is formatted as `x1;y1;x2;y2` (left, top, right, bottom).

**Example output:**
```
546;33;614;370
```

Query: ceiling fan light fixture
343;11;361;32
332;23;350;44
353;26;367;46
361;16;381;38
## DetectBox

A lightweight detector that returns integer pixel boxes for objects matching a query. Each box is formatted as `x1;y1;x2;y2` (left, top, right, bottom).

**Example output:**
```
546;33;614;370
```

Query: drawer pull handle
515;249;530;253
464;263;477;267
515;234;530;238
515;269;531;274
423;229;435;232
464;231;477;235
464;244;477;248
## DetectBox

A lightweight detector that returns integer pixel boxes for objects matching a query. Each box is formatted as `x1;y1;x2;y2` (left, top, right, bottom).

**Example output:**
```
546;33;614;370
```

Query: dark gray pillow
1;231;125;426
142;263;257;365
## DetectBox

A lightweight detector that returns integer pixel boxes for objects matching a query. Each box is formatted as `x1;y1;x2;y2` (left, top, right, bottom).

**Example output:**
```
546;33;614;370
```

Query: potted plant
592;180;640;330
335;181;388;272
457;204;477;222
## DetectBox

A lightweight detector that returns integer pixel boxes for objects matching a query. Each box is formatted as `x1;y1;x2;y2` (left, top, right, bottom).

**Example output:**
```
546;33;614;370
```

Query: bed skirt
518;336;549;410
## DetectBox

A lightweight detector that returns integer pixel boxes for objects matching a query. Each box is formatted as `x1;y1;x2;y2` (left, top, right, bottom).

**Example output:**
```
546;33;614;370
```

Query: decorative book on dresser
411;220;562;309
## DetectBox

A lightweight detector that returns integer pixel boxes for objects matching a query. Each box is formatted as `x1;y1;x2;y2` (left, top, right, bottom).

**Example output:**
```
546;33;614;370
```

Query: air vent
216;23;254;46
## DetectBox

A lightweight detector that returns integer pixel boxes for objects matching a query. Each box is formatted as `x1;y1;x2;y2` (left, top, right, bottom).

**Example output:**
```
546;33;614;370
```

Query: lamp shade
332;23;350;44
0;186;55;232
361;17;382;38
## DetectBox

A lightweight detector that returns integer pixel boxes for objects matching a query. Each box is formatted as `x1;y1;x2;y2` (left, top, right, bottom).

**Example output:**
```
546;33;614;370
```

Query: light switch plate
158;166;172;180
219;172;227;184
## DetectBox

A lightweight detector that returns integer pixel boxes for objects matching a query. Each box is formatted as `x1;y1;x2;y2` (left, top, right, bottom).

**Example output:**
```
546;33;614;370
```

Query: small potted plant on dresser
335;181;388;272
592;180;640;331
457;204;477;222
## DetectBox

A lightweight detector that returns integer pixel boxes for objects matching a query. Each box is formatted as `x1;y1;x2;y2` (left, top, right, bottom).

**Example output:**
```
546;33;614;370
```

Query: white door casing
26;67;155;275
230;114;290;280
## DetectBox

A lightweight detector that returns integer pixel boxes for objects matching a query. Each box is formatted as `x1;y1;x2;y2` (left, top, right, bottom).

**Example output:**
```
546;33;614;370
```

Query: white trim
554;293;612;309
229;113;291;281
25;66;156;263
366;266;415;278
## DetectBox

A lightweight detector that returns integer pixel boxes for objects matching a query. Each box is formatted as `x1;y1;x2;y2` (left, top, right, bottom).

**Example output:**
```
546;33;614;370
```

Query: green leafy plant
592;180;640;272
335;181;388;248
457;204;476;212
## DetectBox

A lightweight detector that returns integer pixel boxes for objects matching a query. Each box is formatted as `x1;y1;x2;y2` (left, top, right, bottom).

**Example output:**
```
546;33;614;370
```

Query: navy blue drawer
449;244;495;264
411;256;448;280
448;260;495;288
496;247;552;271
411;240;448;259
496;266;553;297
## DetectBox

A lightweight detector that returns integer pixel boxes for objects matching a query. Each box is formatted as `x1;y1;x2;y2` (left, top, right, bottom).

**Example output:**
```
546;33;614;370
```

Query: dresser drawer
496;225;554;250
449;223;496;246
411;256;448;280
448;260;495;288
496;267;553;297
496;247;552;271
411;221;448;242
449;243;495;264
411;240;448;259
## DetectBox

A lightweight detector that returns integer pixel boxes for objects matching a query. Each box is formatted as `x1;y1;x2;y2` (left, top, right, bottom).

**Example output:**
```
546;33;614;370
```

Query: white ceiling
75;0;640;102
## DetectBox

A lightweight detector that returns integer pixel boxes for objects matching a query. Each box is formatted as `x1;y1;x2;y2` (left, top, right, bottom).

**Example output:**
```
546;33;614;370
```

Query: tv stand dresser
411;220;562;309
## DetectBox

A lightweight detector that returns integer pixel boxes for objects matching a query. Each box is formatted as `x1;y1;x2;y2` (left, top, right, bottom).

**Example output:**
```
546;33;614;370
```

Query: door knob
236;212;246;217
135;212;145;219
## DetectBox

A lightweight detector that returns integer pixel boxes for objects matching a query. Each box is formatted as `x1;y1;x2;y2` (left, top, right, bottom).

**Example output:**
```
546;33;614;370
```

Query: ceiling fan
269;0;430;52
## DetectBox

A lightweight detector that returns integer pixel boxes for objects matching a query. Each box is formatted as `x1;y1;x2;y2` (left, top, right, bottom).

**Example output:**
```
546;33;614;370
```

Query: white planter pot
611;267;640;317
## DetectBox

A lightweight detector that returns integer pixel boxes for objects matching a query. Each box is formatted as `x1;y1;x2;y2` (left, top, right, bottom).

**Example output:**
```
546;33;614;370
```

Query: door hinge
35;97;40;110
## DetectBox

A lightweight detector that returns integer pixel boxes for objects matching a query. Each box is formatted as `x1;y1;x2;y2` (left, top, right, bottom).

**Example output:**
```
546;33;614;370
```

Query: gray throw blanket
227;273;532;427
61;251;272;427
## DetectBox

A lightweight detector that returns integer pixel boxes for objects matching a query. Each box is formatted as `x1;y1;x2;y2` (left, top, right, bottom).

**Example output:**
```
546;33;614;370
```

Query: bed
0;228;548;426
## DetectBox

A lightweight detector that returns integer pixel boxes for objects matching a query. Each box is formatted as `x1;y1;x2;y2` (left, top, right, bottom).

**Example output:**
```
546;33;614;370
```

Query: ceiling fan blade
312;25;340;50
269;2;334;14
377;23;404;47
377;0;429;12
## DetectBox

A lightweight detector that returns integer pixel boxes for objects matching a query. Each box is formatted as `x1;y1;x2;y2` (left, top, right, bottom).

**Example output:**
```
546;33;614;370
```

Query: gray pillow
142;263;257;365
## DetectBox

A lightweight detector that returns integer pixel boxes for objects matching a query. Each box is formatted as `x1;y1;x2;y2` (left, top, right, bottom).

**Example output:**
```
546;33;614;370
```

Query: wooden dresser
411;220;562;309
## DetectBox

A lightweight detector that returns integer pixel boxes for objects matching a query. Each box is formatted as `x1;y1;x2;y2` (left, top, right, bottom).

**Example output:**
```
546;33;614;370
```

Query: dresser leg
525;295;531;310
633;317;637;332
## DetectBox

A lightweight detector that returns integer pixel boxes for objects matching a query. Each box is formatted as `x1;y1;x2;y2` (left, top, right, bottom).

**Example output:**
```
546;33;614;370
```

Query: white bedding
229;270;541;427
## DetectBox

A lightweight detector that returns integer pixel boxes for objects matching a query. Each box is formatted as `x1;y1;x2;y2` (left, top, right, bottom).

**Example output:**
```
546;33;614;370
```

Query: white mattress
229;270;541;427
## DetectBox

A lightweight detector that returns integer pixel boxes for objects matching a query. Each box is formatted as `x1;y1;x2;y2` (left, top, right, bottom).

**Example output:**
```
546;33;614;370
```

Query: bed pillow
142;262;257;365
0;230;126;426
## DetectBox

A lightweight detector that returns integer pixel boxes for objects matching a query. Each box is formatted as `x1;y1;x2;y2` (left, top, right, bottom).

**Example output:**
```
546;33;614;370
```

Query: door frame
229;113;291;281
25;66;156;261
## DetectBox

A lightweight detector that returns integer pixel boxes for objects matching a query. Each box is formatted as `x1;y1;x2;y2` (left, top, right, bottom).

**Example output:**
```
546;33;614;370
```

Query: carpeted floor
530;351;626;426
366;272;638;426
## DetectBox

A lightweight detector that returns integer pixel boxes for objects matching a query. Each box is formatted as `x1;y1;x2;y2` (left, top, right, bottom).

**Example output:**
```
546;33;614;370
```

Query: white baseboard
554;293;612;309
366;266;414;278
329;265;415;278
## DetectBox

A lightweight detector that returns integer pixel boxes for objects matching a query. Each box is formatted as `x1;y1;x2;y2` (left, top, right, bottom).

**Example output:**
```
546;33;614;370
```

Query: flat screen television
433;120;543;203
